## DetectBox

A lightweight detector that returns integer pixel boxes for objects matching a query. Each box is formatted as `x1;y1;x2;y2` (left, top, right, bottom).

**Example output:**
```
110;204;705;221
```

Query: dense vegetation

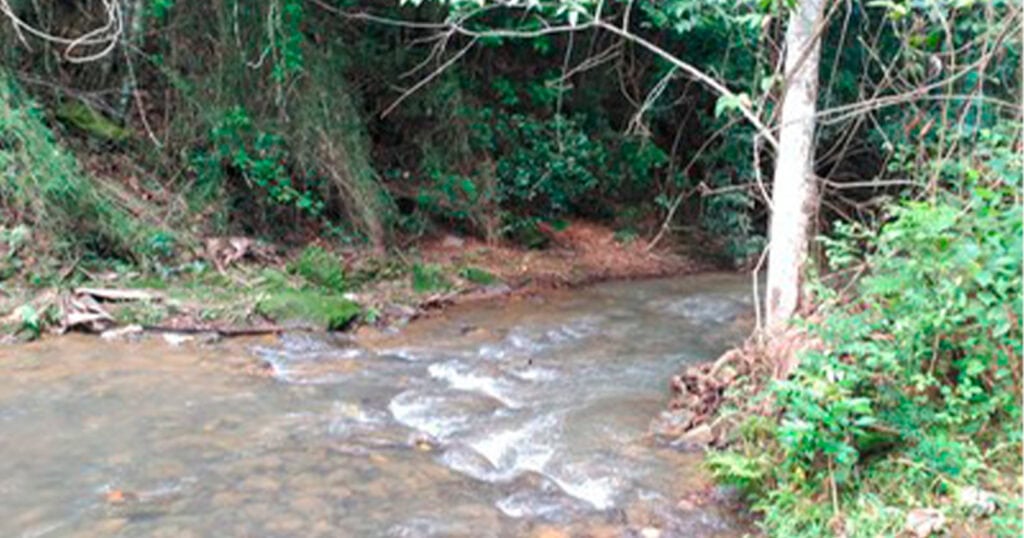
709;127;1022;536
0;0;1020;536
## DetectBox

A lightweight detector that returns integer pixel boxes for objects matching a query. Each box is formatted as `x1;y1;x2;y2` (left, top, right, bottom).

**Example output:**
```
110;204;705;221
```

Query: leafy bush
492;114;606;218
714;133;1022;536
190;107;326;220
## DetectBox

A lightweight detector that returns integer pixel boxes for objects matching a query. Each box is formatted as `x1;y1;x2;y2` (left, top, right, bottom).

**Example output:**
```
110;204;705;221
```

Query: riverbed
0;273;753;537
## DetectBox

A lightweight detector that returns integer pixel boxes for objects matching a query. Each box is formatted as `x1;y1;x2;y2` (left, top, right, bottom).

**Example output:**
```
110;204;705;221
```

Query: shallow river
1;274;753;537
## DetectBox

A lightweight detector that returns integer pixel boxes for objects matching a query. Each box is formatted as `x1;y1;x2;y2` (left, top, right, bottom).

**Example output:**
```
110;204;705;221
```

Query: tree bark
765;0;827;327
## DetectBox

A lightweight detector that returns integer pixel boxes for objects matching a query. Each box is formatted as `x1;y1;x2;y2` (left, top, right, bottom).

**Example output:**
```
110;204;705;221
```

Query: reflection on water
0;273;753;537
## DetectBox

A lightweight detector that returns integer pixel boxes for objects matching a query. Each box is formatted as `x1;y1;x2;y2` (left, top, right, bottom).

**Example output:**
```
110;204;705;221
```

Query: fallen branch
74;287;162;302
141;324;317;337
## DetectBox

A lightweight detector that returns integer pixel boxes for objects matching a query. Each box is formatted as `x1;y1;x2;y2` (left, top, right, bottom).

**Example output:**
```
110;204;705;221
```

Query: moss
459;266;498;285
55;100;130;142
257;289;359;330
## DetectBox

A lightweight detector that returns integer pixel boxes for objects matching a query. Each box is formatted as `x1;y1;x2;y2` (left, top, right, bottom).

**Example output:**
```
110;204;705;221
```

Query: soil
419;220;704;288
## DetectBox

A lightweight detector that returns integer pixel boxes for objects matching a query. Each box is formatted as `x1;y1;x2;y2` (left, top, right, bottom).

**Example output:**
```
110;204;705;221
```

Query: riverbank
0;220;712;344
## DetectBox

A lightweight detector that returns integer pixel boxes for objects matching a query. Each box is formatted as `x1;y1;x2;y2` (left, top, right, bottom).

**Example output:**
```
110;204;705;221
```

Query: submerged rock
529;526;570;538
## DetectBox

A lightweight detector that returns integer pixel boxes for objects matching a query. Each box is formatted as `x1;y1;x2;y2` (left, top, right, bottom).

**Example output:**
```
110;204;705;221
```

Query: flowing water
0;274;754;537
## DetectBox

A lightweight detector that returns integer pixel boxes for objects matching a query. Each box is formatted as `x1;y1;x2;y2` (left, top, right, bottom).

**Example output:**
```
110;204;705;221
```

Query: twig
380;37;477;118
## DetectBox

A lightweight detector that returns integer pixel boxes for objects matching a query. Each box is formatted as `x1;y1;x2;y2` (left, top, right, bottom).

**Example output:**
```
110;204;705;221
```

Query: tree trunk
765;0;826;327
117;0;146;121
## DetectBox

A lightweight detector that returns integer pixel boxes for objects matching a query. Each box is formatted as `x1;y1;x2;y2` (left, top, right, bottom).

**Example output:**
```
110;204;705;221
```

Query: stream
0;273;754;537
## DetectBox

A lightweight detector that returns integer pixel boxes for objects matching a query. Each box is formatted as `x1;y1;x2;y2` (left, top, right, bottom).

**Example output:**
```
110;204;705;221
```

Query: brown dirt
418;220;706;291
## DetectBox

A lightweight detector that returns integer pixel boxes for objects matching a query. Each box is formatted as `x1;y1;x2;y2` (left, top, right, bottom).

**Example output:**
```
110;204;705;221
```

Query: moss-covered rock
257;290;360;330
459;266;498;285
56;100;130;142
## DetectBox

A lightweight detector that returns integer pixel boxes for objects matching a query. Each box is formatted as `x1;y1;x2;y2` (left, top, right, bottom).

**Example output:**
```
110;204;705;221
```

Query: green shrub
714;134;1022;536
411;263;450;293
190;107;326;220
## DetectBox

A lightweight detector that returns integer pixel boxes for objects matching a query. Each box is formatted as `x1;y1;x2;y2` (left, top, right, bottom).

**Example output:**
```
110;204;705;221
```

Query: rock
288;473;324;491
104;489;138;505
442;235;466;248
290;496;330;518
310;521;335;537
579;524;619;538
240;475;281;493
671;392;701;410
710;484;743;505
676;499;697;511
210;491;242;508
905;508;945;538
264;515;305;534
714;365;738;385
676;423;714;447
256;290;360;330
956;486;997;516
650;409;695;438
530;526;570;538
94;517;128;534
162;333;194;346
640;527;662;538
100;324;143;341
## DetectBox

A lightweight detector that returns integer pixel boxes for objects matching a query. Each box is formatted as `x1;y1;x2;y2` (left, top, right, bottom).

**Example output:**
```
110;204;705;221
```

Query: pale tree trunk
117;0;146;121
765;0;827;327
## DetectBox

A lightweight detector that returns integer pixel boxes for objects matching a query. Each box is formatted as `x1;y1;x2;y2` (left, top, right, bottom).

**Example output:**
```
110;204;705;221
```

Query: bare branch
380;37;478;119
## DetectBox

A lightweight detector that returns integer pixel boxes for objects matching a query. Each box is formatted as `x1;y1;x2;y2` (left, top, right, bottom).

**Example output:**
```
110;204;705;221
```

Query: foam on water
495;483;589;521
428;360;522;408
328;401;390;436
252;342;363;384
508;365;559;382
657;294;749;324
388;389;502;440
544;462;624;510
438;413;559;484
